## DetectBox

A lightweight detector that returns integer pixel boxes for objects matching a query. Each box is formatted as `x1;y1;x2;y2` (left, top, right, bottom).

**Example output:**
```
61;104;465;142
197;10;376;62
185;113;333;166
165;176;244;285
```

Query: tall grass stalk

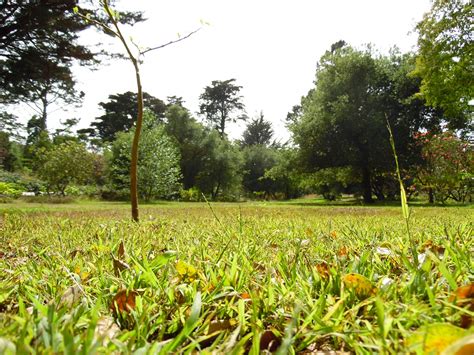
386;117;418;266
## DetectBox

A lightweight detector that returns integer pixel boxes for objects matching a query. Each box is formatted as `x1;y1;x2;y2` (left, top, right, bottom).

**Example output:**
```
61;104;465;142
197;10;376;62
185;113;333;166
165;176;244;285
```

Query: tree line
0;0;472;204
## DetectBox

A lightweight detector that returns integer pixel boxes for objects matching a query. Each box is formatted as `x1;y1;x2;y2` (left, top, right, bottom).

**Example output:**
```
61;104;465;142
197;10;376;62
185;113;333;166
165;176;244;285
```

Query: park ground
0;199;473;353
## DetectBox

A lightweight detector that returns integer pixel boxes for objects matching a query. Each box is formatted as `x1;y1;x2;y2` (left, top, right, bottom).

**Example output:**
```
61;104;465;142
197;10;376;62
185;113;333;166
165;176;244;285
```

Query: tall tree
414;0;473;127
90;91;167;142
241;112;274;147
291;44;443;203
199;79;246;137
0;0;143;130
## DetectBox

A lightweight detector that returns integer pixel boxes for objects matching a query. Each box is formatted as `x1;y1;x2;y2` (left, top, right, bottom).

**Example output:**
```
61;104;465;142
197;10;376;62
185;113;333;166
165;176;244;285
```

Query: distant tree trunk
428;188;434;204
213;182;221;200
361;165;373;203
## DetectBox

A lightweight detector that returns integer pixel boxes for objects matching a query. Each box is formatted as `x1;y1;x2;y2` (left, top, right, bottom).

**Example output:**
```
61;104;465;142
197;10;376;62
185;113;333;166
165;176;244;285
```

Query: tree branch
140;27;201;56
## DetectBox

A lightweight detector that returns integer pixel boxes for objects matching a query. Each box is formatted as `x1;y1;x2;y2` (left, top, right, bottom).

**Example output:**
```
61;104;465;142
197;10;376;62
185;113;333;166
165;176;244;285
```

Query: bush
0;181;23;198
179;187;202;202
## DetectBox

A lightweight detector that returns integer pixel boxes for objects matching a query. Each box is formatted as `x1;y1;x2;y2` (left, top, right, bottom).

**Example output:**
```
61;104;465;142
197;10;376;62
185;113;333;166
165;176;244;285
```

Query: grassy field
0;200;473;354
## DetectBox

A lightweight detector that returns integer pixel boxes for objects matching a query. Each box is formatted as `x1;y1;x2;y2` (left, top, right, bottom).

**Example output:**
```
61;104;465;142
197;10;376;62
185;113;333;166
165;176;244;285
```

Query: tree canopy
414;0;473;127
199;79;246;137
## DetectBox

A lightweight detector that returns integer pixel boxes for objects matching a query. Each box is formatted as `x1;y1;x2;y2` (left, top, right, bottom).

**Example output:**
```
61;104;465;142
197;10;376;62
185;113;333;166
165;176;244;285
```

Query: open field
1;201;473;353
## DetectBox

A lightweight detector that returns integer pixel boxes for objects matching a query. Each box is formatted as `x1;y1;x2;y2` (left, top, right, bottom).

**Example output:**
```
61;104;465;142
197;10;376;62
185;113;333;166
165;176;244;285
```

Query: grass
0;200;473;353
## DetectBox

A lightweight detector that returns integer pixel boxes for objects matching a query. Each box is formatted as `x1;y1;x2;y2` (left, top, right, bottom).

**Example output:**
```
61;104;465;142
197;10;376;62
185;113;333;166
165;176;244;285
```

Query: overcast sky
35;0;433;141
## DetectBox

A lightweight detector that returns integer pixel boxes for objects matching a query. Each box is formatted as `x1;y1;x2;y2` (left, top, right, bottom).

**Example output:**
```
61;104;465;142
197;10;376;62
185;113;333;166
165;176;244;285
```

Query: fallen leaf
207;319;237;335
441;333;474;355
315;262;330;279
342;273;376;298
112;256;130;276
240;292;251;300
449;283;474;328
406;323;467;354
59;285;82;308
94;316;120;343
330;230;337;239
117;241;125;259
110;289;137;315
337;246;348;258
260;329;281;352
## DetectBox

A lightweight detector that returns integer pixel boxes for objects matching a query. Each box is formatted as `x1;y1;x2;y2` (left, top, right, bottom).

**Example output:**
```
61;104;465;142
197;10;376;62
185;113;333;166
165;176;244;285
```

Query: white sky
20;0;433;142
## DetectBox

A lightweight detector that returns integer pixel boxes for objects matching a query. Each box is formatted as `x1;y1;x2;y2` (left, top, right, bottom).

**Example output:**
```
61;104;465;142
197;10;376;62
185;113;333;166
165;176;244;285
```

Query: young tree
414;0;473;127
78;0;200;221
242;145;278;198
199;79;246;137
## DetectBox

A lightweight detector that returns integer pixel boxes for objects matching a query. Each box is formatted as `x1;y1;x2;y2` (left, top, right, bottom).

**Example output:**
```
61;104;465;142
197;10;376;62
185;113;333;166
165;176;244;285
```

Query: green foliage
264;148;303;199
0;181;22;198
414;0;473;126
415;132;473;203
0;132;22;172
194;132;243;200
291;44;443;203
179;187;202;202
302;167;359;201
199;79;246;136
242;145;278;198
109;112;182;201
91;92;167;142
240;112;274;147
38;141;95;195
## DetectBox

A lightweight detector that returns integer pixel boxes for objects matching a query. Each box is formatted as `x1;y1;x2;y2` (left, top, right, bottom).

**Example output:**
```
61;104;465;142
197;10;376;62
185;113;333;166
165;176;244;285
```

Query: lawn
0;200;473;353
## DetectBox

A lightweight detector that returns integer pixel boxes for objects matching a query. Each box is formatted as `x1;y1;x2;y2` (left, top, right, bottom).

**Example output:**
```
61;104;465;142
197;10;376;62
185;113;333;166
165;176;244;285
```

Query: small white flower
381;277;394;289
418;252;427;265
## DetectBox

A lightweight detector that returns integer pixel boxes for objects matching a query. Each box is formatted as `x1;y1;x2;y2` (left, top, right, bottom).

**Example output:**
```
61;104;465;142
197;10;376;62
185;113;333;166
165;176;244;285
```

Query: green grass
0;201;473;353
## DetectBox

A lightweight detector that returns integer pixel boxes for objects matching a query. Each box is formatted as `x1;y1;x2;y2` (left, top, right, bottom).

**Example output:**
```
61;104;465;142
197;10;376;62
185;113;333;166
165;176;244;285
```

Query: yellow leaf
343;273;376;298
406;323;467;354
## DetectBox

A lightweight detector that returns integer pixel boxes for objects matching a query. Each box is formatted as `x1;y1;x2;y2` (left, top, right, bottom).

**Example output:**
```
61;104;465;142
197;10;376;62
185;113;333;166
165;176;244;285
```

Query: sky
21;0;433;141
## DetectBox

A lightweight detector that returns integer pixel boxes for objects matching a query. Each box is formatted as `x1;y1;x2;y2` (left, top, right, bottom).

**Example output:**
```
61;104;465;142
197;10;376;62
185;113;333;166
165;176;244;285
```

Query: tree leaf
343;273;376;298
110;289;137;315
406;323;467;354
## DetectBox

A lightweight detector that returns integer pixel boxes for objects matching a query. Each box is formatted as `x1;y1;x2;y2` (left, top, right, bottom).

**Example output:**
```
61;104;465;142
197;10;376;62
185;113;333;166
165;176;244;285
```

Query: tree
291;44;443;203
80;0;200;221
90;91;167;142
242;145;278;198
414;0;473;127
164;104;210;189
199;79;246;137
0;131;22;171
241;112;274;147
0;1;143;130
264;148;303;200
109;111;182;201
38;141;94;195
195;133;243;200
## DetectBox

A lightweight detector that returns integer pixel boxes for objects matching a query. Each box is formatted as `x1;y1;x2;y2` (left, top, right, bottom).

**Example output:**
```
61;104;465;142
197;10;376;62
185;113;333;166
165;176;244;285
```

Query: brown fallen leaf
112;256;130;276
315;262;330;279
110;289;138;316
449;283;474;328
117;241;125;259
260;329;281;352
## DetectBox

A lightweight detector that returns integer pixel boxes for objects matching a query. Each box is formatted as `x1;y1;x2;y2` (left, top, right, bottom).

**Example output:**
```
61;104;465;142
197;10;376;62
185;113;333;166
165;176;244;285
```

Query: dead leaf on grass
95;316;120;343
406;323;467;354
260;329;282;352
342;273;377;298
449;283;474;328
110;289;138;315
315;262;330;279
59;285;83;308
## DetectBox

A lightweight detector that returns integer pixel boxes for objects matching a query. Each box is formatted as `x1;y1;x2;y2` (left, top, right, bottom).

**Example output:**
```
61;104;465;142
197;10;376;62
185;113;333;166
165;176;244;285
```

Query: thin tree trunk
361;165;373;203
